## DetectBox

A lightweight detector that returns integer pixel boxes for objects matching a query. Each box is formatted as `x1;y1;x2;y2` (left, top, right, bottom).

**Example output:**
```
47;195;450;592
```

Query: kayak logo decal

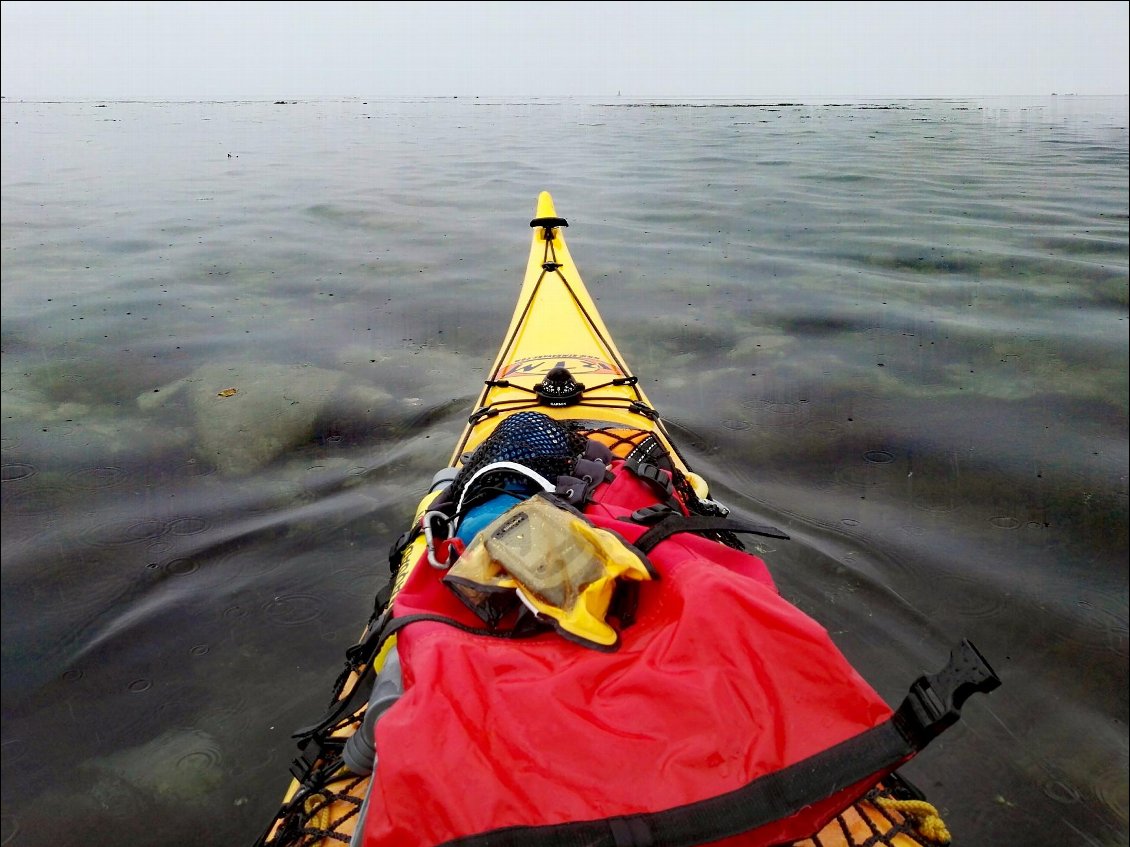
498;355;621;379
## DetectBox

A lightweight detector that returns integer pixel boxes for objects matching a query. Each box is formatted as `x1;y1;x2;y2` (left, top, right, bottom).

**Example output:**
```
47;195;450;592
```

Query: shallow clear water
2;95;1127;846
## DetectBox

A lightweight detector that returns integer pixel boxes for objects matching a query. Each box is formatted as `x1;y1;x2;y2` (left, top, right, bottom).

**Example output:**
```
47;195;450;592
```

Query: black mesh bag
448;412;588;511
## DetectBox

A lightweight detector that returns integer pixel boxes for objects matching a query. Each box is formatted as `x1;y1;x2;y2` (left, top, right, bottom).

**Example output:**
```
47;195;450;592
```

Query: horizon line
3;93;1128;103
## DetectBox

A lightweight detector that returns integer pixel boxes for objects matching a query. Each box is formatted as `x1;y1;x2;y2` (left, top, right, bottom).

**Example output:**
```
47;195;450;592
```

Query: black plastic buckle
625;436;665;471
894;640;1001;745
635;461;673;493
628;504;677;525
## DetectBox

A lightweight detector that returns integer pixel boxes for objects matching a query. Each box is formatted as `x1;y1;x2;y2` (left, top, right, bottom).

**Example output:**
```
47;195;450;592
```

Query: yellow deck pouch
443;493;655;649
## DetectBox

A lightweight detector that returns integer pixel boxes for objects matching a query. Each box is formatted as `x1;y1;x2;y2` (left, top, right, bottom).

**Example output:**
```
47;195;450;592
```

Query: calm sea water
2;96;1127;847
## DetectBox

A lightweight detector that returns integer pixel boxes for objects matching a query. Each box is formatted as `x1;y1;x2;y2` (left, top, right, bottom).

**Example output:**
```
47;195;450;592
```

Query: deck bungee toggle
255;193;1000;847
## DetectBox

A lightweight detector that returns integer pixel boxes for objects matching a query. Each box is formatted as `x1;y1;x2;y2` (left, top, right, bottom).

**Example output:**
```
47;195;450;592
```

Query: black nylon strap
608;817;654;847
623;463;682;513
623;436;671;474
441;720;916;847
628;514;790;554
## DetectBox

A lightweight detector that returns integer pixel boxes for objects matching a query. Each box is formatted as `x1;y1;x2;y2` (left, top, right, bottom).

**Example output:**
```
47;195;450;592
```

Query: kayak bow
456;192;690;470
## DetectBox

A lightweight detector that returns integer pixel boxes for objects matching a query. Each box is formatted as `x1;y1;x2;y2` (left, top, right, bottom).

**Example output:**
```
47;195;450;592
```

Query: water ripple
81;518;170;548
3;485;68;516
1;462;37;482
263;593;325;626
65;465;128;490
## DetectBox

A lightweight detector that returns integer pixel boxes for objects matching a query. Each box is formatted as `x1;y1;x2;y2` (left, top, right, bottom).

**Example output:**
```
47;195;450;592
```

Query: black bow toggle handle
530;216;568;241
530;216;568;229
894;639;1001;745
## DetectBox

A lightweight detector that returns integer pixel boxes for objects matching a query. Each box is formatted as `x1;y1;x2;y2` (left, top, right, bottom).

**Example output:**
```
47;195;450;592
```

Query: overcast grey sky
1;1;1127;100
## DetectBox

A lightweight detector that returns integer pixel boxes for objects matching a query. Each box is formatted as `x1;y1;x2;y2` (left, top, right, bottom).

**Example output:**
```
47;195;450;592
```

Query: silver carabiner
422;510;453;569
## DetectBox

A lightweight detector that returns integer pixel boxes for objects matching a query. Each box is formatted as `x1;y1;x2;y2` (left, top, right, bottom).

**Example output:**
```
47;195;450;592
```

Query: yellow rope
302;792;333;844
299;768;359;845
875;797;952;844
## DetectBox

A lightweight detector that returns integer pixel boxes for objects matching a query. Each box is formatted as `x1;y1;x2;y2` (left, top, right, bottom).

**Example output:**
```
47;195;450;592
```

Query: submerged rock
82;728;224;803
183;362;349;476
138;361;415;476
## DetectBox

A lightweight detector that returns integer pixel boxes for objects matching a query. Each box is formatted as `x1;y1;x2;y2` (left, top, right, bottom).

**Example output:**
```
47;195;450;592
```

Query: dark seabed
1;96;1127;846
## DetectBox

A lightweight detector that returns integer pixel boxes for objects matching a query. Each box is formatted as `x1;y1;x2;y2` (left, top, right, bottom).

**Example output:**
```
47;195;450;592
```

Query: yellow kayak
255;193;997;847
